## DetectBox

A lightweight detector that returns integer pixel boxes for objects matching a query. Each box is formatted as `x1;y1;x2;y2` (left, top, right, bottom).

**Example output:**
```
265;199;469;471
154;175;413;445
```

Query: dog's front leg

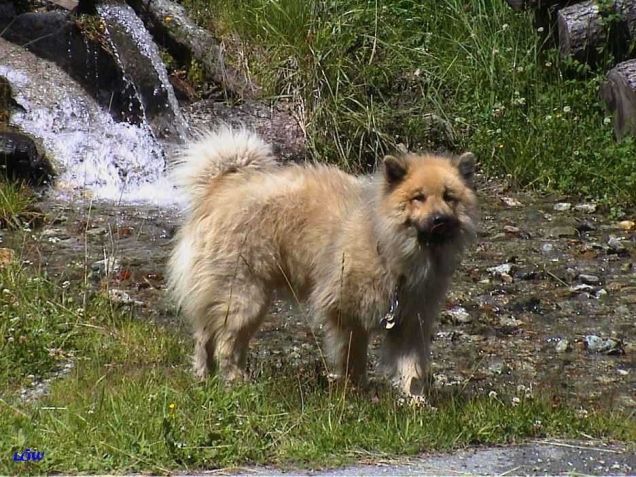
380;310;435;396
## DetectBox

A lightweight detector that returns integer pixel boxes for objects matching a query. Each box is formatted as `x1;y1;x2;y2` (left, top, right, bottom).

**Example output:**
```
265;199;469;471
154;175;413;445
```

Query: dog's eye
443;191;457;204
411;193;426;203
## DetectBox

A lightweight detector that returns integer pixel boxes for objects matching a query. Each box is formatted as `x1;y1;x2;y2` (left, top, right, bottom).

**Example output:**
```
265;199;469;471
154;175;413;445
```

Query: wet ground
1;177;635;412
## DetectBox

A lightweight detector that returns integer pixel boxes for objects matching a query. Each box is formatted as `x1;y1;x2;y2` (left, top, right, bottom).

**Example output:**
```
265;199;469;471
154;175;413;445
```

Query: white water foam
0;60;182;206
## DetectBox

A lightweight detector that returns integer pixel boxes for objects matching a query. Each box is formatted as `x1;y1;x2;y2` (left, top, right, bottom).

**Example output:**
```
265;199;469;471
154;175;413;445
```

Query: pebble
546;226;578;238
574;203;597;213
86;226;108;237
442;306;472;324
503;225;522;236
607;236;626;254
541;243;555;254
553;202;572;211
499;316;522;328
555;339;571;353
618;220;635;231
487;360;509;375
575;220;596;232
108;289;144;307
583;335;623;354
487;263;514;275
501;197;523;207
578;274;600;285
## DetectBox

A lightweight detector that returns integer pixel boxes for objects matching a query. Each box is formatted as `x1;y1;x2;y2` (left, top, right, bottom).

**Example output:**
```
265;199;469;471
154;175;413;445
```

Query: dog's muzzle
417;214;459;245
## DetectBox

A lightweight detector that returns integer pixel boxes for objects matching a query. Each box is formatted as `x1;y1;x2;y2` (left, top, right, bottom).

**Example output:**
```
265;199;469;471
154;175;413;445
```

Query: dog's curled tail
171;126;276;206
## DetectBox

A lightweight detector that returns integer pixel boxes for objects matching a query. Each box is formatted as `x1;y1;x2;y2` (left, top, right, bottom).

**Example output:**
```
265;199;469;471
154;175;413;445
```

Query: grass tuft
0;180;35;229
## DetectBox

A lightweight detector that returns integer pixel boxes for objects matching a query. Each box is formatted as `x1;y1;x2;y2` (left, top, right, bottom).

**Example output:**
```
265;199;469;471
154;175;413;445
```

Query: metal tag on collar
380;288;400;330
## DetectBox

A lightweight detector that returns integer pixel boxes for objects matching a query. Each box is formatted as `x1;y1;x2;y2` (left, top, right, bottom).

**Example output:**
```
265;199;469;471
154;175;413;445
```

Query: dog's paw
396;393;437;410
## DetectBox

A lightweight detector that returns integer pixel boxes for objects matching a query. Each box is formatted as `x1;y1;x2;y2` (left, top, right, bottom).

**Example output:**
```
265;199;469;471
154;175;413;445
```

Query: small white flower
545;61;552;67
603;117;612;125
488;390;498;399
511;396;521;406
537;27;545;33
502;23;509;31
563;106;571;113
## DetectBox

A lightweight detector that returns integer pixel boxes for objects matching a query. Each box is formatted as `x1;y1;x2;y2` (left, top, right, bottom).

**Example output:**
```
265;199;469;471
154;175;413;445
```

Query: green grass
0;180;36;229
1;263;634;474
181;0;636;207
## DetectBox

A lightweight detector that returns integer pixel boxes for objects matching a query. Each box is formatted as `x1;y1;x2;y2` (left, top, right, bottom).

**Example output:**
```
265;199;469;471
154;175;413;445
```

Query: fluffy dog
167;127;478;395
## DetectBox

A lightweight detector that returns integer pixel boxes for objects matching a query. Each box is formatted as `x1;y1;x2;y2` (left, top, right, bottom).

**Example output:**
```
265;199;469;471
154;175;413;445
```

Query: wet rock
85;226;108;238
0;247;15;266
546;226;578;238
0;130;54;185
595;288;608;299
0;11;144;126
575;220;596;232
487;359;509;375
574;203;597;213
553;202;572;211
555;339;571;353
511;297;542;314
621;262;633;272
500;197;523;207
499;315;522;329
185;100;306;162
578;274;600;285
607;236;627;254
441;306;472;324
108;288;144;306
583;335;624;355
541;243;555;254
618;220;635;231
514;269;541;280
96;2;187;139
569;283;595;294
487;263;514;275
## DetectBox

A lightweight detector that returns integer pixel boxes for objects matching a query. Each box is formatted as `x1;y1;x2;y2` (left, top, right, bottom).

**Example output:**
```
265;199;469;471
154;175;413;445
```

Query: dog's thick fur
168;127;478;395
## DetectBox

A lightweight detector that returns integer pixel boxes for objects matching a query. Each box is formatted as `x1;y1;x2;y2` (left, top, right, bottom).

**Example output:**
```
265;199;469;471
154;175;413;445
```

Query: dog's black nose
432;215;450;227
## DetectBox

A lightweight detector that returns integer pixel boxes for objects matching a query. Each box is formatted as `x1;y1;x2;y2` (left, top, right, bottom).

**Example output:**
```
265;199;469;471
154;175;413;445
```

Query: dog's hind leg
210;284;271;383
324;317;369;387
193;326;216;380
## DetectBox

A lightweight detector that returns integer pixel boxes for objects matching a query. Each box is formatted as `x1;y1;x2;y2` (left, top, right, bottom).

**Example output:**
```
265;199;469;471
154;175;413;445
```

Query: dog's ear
453;152;476;186
383;155;408;185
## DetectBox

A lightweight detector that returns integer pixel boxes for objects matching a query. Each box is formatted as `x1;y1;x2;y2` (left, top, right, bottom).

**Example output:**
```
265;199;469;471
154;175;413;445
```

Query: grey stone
578;274;600;285
553;202;572;211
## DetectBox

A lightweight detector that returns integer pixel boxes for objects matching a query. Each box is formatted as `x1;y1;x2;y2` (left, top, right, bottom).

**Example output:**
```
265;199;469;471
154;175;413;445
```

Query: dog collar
380;276;404;330
380;287;399;329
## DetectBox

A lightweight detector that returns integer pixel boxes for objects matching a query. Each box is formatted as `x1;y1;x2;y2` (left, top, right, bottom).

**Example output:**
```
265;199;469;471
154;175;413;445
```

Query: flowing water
0;34;181;205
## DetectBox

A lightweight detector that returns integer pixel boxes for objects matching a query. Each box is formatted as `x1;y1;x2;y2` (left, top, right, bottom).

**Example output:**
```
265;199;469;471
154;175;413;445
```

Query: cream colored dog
167;127;478;395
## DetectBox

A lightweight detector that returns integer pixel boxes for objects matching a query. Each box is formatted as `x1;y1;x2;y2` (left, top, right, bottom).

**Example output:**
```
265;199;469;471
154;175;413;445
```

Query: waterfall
0;44;181;205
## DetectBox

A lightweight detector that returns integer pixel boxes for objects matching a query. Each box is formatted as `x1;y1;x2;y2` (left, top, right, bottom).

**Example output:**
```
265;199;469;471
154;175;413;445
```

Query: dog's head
378;152;478;254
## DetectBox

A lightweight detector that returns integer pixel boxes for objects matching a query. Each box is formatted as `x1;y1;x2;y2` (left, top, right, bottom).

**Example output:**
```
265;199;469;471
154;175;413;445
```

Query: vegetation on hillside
181;0;636;208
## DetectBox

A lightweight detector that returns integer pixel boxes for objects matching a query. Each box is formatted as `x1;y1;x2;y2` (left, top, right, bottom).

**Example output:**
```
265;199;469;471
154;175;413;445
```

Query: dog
167;127;478;396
